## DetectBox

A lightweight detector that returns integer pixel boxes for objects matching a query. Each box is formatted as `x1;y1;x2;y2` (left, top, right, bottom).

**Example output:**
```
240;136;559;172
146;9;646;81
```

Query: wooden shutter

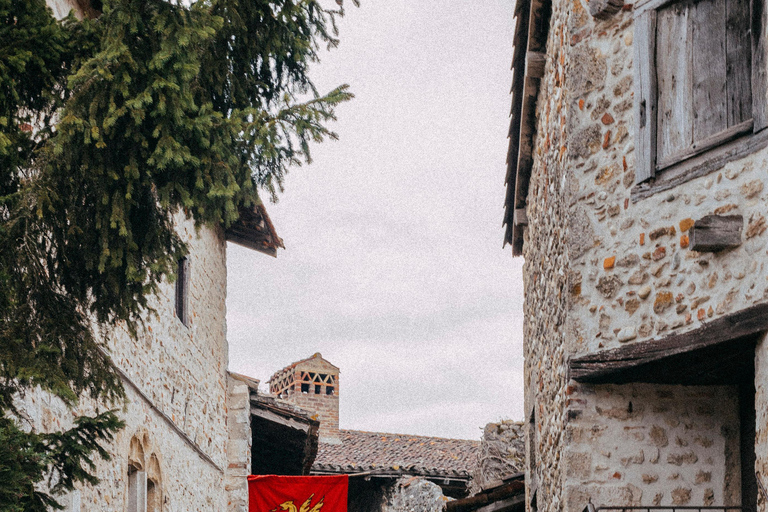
654;0;752;169
636;0;756;185
755;0;768;131
634;10;658;183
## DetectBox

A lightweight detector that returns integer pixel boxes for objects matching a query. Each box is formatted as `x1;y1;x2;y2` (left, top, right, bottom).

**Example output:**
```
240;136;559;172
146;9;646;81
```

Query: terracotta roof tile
312;430;479;478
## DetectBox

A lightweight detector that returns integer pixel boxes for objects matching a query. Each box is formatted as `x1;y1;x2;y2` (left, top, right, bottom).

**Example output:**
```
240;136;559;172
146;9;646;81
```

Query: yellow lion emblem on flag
271;493;325;512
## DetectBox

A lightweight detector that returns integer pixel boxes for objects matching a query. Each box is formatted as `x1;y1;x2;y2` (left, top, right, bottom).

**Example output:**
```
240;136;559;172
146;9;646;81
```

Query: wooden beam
589;0;625;19
476;495;525;512
689;214;743;251
446;479;525;512
251;407;312;432
569;302;768;382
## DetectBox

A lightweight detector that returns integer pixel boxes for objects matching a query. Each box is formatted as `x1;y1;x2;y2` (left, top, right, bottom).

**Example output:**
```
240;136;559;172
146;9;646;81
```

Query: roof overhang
249;392;320;476
503;0;551;256
226;203;284;257
569;303;768;385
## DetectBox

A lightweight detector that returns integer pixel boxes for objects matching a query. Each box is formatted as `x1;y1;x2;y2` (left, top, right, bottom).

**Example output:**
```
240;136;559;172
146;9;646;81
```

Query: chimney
268;353;340;443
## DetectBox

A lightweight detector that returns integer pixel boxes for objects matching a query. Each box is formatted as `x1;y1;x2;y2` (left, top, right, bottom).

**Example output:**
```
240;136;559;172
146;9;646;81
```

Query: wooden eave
503;0;551;256
226;202;285;257
569;303;768;385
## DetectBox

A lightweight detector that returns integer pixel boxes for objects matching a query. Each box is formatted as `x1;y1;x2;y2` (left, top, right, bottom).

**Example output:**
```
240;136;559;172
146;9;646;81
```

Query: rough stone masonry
511;0;768;511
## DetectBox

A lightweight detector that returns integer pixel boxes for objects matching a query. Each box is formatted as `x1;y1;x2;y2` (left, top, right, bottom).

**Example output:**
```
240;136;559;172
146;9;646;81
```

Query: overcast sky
226;0;524;441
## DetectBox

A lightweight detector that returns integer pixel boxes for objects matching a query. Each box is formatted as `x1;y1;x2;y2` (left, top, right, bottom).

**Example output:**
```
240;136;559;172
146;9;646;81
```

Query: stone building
15;2;294;511
20;6;286;504
267;354;481;510
22;201;282;511
503;0;768;511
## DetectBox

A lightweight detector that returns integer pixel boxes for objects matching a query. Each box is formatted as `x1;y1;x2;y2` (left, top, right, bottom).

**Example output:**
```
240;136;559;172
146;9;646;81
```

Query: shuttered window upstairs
634;0;768;184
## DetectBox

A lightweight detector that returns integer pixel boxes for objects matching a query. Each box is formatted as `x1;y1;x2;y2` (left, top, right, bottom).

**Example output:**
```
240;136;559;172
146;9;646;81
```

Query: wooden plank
754;0;768;130
569;302;768;382
251;407;313;432
656;3;692;164
692;0;728;141
476;495;525;512
690;214;743;251
634;11;658;183
656;118;753;169
726;0;752;127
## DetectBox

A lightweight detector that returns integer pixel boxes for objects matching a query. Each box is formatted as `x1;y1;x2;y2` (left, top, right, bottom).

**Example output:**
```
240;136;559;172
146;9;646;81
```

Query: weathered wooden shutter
755;0;768;131
634;10;657;183
655;0;752;168
636;0;755;185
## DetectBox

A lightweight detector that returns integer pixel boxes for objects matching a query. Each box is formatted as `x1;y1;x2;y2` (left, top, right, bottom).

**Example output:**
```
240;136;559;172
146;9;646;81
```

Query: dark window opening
147;479;159;512
326;387;334;395
175;257;189;326
301;383;309;393
314;384;321;394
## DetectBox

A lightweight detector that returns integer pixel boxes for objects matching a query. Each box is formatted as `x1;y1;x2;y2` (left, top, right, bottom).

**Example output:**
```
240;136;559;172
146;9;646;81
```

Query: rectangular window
127;470;148;512
634;0;768;184
175;257;189;327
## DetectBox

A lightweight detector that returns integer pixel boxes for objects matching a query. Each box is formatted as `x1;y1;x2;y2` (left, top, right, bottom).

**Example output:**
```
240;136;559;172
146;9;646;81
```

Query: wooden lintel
476;495;525;512
690;214;743;252
569;302;768;382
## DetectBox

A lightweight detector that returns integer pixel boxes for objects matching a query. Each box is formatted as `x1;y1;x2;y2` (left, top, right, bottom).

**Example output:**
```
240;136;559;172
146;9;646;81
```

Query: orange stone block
601;112;615;125
604;256;616;270
697;308;706;320
640;233;645;246
602;130;612;149
680;235;689;248
679;218;695;232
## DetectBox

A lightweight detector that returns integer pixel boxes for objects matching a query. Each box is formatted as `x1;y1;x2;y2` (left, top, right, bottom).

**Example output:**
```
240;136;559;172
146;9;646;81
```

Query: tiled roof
312;430;480;479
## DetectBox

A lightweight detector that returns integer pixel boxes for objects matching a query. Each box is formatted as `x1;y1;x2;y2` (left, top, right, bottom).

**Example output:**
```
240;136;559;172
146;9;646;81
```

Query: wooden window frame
632;0;768;199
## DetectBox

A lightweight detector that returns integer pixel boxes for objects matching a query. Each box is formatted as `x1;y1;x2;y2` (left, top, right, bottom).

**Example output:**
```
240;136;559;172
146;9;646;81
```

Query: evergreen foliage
0;0;356;509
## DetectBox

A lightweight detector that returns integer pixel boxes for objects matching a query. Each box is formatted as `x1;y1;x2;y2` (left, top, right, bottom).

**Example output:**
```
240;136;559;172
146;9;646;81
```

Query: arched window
126;432;163;512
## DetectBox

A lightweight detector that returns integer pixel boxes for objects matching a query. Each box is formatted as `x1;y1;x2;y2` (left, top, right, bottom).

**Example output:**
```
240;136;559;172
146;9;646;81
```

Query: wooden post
689;214;743;251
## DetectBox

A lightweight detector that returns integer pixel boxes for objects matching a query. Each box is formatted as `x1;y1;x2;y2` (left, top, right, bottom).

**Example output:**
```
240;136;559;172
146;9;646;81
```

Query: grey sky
226;0;524;441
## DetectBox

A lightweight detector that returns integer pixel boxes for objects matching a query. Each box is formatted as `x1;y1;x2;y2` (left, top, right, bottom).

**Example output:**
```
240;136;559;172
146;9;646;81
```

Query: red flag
248;475;348;512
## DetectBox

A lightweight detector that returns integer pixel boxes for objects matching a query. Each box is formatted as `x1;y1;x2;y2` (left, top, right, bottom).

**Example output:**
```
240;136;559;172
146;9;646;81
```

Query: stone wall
521;0;768;510
470;421;525;495
563;383;740;512
520;0;572;510
566;10;768;358
19;216;236;511
226;376;253;512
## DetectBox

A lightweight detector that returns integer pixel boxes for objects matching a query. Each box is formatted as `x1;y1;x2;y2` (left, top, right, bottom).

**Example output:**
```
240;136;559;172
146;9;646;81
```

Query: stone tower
268;353;340;443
